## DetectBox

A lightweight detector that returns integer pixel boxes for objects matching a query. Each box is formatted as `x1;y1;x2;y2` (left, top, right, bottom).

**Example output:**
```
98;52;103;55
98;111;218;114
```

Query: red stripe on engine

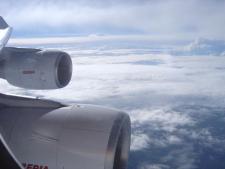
22;70;35;74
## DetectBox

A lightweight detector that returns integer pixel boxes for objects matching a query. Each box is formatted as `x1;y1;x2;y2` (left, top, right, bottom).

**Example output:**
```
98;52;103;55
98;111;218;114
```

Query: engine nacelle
0;104;131;169
0;48;72;89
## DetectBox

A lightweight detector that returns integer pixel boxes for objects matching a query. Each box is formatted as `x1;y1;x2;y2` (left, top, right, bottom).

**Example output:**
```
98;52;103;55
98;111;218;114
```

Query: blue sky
1;0;225;39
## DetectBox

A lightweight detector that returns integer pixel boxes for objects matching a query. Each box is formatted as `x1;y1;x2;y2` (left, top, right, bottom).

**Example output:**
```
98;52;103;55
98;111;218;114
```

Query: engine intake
0;48;72;89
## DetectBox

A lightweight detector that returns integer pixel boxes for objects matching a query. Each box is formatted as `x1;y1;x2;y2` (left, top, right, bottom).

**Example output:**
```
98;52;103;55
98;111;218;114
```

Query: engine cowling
0;104;131;169
0;48;72;89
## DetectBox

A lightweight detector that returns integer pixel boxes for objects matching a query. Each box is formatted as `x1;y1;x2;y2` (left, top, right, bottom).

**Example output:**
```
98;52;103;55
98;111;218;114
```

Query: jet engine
0;47;72;89
0;94;131;169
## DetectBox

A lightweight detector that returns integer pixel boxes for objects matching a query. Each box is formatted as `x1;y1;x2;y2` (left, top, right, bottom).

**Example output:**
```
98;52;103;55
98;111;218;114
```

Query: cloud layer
1;38;225;169
172;38;225;56
1;0;225;39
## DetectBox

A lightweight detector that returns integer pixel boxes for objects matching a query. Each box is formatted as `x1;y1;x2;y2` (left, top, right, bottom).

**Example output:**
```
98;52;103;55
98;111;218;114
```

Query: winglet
0;16;9;29
0;16;12;52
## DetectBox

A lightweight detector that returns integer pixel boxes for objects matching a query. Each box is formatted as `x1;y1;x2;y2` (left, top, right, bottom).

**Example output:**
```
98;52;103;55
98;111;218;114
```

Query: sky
1;0;225;39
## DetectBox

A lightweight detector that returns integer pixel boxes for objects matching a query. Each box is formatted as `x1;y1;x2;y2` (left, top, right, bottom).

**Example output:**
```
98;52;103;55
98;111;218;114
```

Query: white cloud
139;164;169;169
131;133;150;151
2;39;225;106
189;128;225;150
1;0;225;39
172;38;225;56
8;35;185;46
167;135;182;145
131;108;194;132
162;145;197;169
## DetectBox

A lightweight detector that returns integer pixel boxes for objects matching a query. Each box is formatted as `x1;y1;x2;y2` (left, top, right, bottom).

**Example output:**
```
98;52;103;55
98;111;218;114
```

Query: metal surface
0;104;131;169
1;49;72;89
0;16;12;53
105;113;131;169
0;134;22;169
53;51;72;88
0;93;64;108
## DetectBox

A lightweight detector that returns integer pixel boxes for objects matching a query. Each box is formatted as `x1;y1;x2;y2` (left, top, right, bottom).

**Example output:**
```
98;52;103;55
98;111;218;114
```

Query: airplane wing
0;134;22;169
0;16;20;168
0;17;19;168
0;16;12;53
